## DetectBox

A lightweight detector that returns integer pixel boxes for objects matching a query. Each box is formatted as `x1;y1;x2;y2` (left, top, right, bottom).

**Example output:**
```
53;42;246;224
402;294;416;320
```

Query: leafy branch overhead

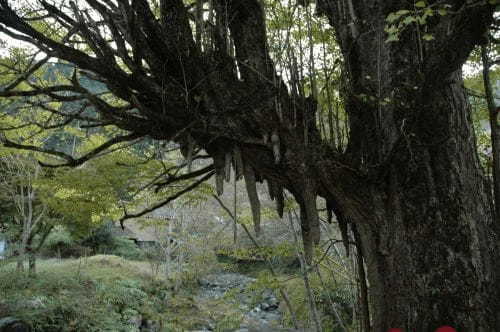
0;0;354;250
386;4;439;42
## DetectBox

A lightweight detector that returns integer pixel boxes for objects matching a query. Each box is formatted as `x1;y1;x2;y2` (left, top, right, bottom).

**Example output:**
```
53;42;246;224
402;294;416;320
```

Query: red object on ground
435;327;456;332
387;326;456;332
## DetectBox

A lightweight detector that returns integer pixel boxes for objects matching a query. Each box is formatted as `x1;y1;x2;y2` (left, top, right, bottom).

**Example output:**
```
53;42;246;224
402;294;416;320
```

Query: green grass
0;256;173;331
0;255;241;331
0;239;357;332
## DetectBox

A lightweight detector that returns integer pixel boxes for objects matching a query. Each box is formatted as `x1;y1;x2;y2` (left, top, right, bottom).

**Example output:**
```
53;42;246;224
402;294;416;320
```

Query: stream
191;272;300;332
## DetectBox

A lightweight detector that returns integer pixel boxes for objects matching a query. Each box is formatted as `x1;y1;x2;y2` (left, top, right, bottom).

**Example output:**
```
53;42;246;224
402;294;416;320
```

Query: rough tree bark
0;0;498;330
317;0;500;330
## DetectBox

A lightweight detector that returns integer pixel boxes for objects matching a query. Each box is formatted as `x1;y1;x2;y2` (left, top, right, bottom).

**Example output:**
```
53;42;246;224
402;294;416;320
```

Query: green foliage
40;227;87;258
107;237;145;260
385;2;451;43
279;268;354;331
215;314;244;332
37;150;164;234
216;243;295;262
0;256;169;332
79;222;116;250
262;0;348;149
0;54;210;240
463;62;500;172
0;153;60;261
247;271;281;296
41;224;145;260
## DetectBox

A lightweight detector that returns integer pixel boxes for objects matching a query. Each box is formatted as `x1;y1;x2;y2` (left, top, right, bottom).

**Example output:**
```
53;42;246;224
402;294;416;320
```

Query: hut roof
112;207;175;242
124;221;158;242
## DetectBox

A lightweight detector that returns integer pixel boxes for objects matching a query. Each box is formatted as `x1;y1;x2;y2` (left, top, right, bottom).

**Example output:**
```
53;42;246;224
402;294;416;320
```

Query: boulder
0;317;30;332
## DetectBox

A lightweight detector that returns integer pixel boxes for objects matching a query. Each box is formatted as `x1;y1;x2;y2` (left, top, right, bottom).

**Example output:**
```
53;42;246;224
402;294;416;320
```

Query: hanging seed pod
267;179;276;201
180;142;189;159
244;164;261;236
327;209;333;224
186;135;195;172
179;134;194;157
216;173;224;196
214;153;225;196
233;147;244;180
338;215;350;256
276;184;284;218
224;152;232;182
271;132;280;164
254;171;263;183
326;200;334;224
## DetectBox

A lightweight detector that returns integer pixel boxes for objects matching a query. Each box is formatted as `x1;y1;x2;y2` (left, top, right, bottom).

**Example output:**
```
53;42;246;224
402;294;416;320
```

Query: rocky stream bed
191;272;300;332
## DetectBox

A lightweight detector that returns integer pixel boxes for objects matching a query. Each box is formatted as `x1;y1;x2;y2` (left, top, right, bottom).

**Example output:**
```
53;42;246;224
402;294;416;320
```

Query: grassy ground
0;255;214;331
0;222;356;332
0;254;283;332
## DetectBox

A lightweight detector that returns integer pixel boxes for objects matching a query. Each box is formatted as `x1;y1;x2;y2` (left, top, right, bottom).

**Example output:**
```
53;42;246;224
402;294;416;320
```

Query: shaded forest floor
0;220;356;331
0;254;297;331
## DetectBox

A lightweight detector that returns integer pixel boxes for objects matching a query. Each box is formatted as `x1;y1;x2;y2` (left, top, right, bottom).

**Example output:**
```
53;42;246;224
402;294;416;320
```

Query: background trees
0;153;48;273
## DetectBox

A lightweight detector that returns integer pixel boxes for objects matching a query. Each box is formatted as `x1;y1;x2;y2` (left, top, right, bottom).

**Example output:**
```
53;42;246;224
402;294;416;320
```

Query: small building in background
125;222;158;248
112;207;175;248
109;222;155;248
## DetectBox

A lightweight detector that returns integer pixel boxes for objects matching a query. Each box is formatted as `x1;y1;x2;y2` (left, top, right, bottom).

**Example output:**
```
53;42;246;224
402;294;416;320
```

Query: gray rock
140;319;160;332
0;317;30;332
0;318;17;327
127;315;142;329
259;297;279;312
19;297;45;310
197;272;290;332
200;273;255;290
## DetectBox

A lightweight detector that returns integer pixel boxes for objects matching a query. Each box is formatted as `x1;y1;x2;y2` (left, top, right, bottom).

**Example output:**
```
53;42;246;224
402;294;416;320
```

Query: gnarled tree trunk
350;74;499;330
317;1;500;330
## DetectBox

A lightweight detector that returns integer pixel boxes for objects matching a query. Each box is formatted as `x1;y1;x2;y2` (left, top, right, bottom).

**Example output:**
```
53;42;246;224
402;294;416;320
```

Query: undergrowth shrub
107;237;145;260
42;224;144;260
0;258;168;332
278;268;354;331
81;223;144;260
41;228;91;258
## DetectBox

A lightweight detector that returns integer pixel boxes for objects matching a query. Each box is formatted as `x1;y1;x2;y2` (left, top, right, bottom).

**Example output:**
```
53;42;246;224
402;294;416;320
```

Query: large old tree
0;0;498;330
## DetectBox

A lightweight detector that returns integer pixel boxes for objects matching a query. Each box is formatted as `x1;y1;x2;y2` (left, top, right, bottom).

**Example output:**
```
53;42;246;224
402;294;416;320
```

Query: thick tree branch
0;131;142;168
119;170;215;226
154;164;215;192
